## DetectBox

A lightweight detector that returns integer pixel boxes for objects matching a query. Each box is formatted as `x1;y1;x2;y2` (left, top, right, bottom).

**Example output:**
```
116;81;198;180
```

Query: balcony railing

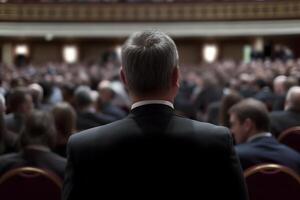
0;0;299;22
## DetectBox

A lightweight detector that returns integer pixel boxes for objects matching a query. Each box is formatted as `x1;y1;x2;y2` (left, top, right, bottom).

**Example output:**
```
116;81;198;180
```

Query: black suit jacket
269;110;300;137
63;104;248;200
0;148;66;179
76;111;116;131
235;136;300;174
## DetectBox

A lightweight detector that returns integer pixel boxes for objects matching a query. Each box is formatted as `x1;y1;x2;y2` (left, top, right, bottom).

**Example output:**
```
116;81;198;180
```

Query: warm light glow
63;45;78;64
254;37;264;52
15;45;29;56
203;44;218;63
115;46;122;58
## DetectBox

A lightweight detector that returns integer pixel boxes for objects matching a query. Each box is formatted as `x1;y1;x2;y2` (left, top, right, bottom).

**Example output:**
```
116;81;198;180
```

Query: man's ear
172;67;180;88
243;118;253;132
120;67;128;86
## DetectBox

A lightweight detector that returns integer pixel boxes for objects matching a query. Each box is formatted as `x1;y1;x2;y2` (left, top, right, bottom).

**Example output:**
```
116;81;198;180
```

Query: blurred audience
5;87;33;134
270;86;300;137
0;110;66;179
97;80;127;120
0;94;17;155
74;86;115;131
52;102;77;157
0;56;300;179
28;83;43;109
218;90;243;128
229;99;300;174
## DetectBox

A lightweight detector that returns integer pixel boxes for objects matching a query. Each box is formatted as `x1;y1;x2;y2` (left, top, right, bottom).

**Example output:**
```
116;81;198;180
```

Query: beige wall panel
31;43;61;64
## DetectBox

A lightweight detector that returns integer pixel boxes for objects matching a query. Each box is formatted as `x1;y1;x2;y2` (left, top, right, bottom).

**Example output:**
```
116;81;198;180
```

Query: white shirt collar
131;100;174;110
247;132;272;143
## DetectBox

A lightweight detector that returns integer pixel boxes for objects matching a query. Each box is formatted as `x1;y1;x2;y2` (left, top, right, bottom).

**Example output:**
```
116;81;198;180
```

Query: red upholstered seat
278;126;300;153
0;167;62;200
244;164;300;200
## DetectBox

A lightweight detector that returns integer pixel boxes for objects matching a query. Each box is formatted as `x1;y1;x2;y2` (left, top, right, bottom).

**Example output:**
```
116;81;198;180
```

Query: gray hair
121;30;179;95
74;86;93;108
20;110;56;148
285;86;300;112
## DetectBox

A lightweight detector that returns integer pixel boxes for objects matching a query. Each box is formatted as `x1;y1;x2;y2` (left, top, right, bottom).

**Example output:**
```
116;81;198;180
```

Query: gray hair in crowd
74;86;93;107
121;30;179;95
285;86;300;112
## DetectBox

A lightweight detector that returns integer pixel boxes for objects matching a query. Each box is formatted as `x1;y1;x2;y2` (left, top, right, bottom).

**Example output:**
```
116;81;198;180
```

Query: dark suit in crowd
235;135;300;174
0;148;66;179
269;110;300;137
0;110;66;179
270;86;300;137
76;111;116;131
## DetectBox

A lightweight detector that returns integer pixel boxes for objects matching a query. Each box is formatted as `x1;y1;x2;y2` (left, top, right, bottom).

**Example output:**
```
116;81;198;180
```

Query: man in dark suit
63;30;248;200
0;110;66;179
230;98;300;174
74;86;116;131
270;86;300;137
5;87;34;134
97;81;127;120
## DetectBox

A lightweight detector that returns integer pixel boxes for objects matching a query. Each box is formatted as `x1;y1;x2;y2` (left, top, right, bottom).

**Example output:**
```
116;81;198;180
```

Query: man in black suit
74;86;116;131
63;30;248;200
5;87;33;134
0;110;66;179
270;86;300;137
230;99;300;174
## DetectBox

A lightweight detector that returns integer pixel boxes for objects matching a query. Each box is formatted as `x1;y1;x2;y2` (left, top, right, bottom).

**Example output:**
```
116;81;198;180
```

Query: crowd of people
0;32;300;199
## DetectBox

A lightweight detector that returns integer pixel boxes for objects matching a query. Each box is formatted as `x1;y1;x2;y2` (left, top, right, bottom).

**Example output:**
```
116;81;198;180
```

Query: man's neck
132;96;173;104
131;100;174;110
131;92;175;104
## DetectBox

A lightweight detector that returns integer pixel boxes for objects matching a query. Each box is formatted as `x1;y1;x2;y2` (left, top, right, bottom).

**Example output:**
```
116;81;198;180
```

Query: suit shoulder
68;117;133;146
174;115;230;135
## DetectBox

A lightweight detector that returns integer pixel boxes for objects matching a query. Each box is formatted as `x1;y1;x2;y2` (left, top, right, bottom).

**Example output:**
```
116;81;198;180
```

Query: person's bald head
273;75;287;95
285;86;300;112
29;83;43;108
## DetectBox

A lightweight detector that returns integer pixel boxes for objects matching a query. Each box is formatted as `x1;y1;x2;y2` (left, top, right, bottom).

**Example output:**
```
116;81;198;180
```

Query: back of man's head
285;86;300;112
52;102;76;138
74;86;93;110
121;30;178;96
229;98;270;133
7;87;32;113
19;110;56;149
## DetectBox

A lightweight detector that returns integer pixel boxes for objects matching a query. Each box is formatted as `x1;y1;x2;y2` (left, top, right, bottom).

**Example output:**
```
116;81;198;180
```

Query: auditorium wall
2;36;300;66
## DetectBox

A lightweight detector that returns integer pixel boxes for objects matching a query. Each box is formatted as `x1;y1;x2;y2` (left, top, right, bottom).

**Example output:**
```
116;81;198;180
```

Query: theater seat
0;167;62;200
244;164;300;200
278;126;300;153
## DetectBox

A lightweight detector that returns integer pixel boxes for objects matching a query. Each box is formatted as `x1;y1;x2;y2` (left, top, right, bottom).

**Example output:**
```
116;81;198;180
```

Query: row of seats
0;163;300;200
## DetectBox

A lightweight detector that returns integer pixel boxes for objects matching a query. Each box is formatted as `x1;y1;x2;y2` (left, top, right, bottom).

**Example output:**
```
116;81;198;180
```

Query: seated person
0;94;17;155
74;86;115;131
52;102;77;157
229;98;300;174
0;110;66;179
5;87;33;134
97;80;127;120
270;86;300;137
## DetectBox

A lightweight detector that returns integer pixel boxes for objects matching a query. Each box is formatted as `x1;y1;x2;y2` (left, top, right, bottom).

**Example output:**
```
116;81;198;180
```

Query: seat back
244;164;300;200
0;167;62;200
278;126;300;153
